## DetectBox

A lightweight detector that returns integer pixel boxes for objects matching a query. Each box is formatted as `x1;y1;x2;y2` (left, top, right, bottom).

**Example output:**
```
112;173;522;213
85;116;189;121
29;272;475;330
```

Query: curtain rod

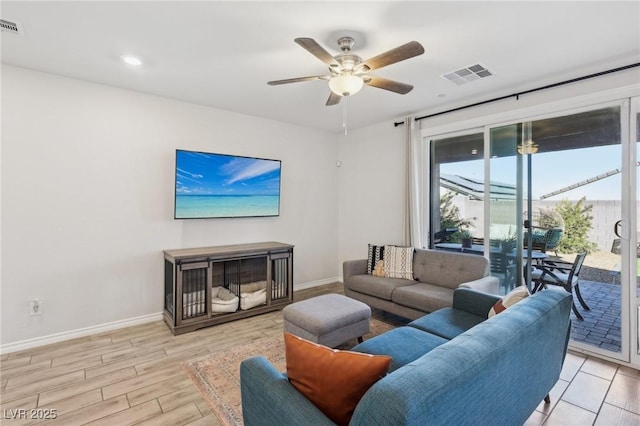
393;62;640;127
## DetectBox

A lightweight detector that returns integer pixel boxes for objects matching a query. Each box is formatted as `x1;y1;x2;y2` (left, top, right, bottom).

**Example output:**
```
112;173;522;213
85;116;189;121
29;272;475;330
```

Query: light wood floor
1;282;639;426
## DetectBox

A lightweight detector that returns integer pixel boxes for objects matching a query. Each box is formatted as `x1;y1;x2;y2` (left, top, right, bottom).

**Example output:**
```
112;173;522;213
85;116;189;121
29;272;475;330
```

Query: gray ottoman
283;294;371;348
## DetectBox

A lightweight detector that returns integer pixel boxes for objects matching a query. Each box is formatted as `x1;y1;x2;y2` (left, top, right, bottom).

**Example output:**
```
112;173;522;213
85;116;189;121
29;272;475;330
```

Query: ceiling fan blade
268;75;330;85
364;76;414;94
359;41;425;72
326;92;341;106
294;38;340;67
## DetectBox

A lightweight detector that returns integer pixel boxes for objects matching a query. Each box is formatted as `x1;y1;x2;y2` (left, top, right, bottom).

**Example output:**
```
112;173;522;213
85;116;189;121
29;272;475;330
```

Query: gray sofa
343;248;499;319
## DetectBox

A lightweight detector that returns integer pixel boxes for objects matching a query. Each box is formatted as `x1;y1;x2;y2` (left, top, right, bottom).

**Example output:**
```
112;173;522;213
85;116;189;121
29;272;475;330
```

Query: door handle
614;220;622;238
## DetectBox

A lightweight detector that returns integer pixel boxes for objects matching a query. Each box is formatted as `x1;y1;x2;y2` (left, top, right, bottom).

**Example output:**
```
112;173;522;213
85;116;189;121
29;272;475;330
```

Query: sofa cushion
351;326;448;372
408;308;486;340
392;283;453;313
452;288;501;318
413;249;489;289
347;274;415;301
284;332;391;426
384;245;414;279
367;244;385;274
489;285;530;317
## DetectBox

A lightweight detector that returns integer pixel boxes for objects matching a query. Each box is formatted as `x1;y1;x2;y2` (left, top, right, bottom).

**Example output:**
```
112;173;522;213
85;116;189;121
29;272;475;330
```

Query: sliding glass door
427;99;637;363
487;104;628;361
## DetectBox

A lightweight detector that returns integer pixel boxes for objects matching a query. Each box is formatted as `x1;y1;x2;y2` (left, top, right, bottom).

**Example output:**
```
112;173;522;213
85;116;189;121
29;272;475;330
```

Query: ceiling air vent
1;19;20;35
442;63;493;86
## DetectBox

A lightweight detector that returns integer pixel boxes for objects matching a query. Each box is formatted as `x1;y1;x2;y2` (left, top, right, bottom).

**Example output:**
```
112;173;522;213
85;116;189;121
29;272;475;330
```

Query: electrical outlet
30;299;41;316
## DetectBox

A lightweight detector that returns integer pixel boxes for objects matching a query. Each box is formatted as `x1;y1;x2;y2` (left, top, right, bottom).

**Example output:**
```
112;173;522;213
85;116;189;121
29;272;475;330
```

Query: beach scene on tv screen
175;151;281;218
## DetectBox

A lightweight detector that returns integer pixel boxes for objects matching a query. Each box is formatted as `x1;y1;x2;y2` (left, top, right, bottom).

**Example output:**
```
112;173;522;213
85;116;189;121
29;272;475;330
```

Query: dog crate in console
163;242;294;335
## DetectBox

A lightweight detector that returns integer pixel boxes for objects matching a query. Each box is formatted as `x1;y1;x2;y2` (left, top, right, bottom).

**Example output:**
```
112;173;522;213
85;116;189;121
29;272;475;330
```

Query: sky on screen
176;151;281;196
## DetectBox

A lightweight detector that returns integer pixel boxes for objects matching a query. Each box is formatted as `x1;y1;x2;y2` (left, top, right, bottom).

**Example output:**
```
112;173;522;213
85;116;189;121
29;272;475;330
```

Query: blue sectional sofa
240;287;572;425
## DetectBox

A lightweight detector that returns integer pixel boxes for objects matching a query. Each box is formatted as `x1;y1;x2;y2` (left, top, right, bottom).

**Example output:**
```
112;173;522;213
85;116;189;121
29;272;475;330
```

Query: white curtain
403;116;425;248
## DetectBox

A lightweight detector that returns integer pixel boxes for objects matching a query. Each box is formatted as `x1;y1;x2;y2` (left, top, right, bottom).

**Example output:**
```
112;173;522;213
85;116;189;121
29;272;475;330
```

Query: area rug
182;318;394;426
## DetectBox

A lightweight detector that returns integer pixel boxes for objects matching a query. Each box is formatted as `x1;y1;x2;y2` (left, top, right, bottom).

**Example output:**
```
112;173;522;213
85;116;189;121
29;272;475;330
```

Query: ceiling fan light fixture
329;73;363;97
517;140;539;155
518;122;538;154
270;36;424;106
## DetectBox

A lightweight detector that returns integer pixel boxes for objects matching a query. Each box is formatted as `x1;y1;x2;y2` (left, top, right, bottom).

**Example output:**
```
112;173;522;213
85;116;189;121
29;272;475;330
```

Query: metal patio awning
440;174;516;201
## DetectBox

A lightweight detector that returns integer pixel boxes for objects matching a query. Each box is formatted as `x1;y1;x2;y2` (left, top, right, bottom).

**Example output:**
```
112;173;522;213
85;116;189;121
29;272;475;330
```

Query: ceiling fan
268;36;425;106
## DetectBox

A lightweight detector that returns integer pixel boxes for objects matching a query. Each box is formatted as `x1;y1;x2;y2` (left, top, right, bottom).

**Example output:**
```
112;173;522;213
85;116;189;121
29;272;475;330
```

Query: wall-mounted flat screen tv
174;149;281;219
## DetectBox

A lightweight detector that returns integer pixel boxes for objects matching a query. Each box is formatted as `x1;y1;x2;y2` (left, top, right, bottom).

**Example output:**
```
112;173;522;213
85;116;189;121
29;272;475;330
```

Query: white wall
419;66;640;133
1;65;338;348
337;122;406;266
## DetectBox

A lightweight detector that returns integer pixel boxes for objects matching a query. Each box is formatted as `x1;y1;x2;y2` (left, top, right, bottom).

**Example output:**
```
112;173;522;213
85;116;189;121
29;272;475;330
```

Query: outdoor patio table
434;243;547;261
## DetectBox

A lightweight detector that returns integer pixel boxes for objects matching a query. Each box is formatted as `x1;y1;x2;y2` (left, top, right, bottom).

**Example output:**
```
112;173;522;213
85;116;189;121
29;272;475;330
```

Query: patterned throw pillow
367;244;385;274
488;285;530;317
383;245;414;280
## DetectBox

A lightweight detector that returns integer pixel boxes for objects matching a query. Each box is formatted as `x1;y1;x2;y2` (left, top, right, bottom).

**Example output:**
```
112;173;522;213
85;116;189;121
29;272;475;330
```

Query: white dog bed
182;287;239;315
239;281;268;310
211;286;239;313
183;290;205;317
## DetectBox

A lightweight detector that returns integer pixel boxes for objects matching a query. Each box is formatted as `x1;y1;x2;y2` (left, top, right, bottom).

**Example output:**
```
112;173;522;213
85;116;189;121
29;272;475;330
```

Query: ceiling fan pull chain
343;97;349;135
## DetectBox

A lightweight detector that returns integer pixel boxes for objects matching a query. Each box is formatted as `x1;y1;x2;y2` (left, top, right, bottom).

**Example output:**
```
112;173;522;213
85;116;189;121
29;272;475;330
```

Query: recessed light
121;55;142;66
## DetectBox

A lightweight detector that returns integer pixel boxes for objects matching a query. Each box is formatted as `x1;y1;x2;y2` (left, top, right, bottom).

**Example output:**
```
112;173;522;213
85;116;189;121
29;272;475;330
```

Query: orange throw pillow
284;332;391;426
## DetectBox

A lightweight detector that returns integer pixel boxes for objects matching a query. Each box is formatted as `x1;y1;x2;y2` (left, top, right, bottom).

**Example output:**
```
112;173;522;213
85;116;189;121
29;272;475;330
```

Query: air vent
442;63;493;85
1;19;20;35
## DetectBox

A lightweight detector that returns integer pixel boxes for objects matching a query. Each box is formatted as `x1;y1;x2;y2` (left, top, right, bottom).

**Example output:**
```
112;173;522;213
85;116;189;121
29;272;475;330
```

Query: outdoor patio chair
531;252;589;320
433;227;458;244
490;252;516;293
524;227;563;256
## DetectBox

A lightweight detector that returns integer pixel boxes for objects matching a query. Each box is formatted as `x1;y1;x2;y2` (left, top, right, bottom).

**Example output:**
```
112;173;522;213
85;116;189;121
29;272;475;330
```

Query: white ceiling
2;1;639;134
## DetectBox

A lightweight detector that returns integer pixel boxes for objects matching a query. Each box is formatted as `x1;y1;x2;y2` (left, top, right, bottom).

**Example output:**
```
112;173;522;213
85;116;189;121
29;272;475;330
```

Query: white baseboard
294;277;341;291
0;312;163;355
1;279;344;354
